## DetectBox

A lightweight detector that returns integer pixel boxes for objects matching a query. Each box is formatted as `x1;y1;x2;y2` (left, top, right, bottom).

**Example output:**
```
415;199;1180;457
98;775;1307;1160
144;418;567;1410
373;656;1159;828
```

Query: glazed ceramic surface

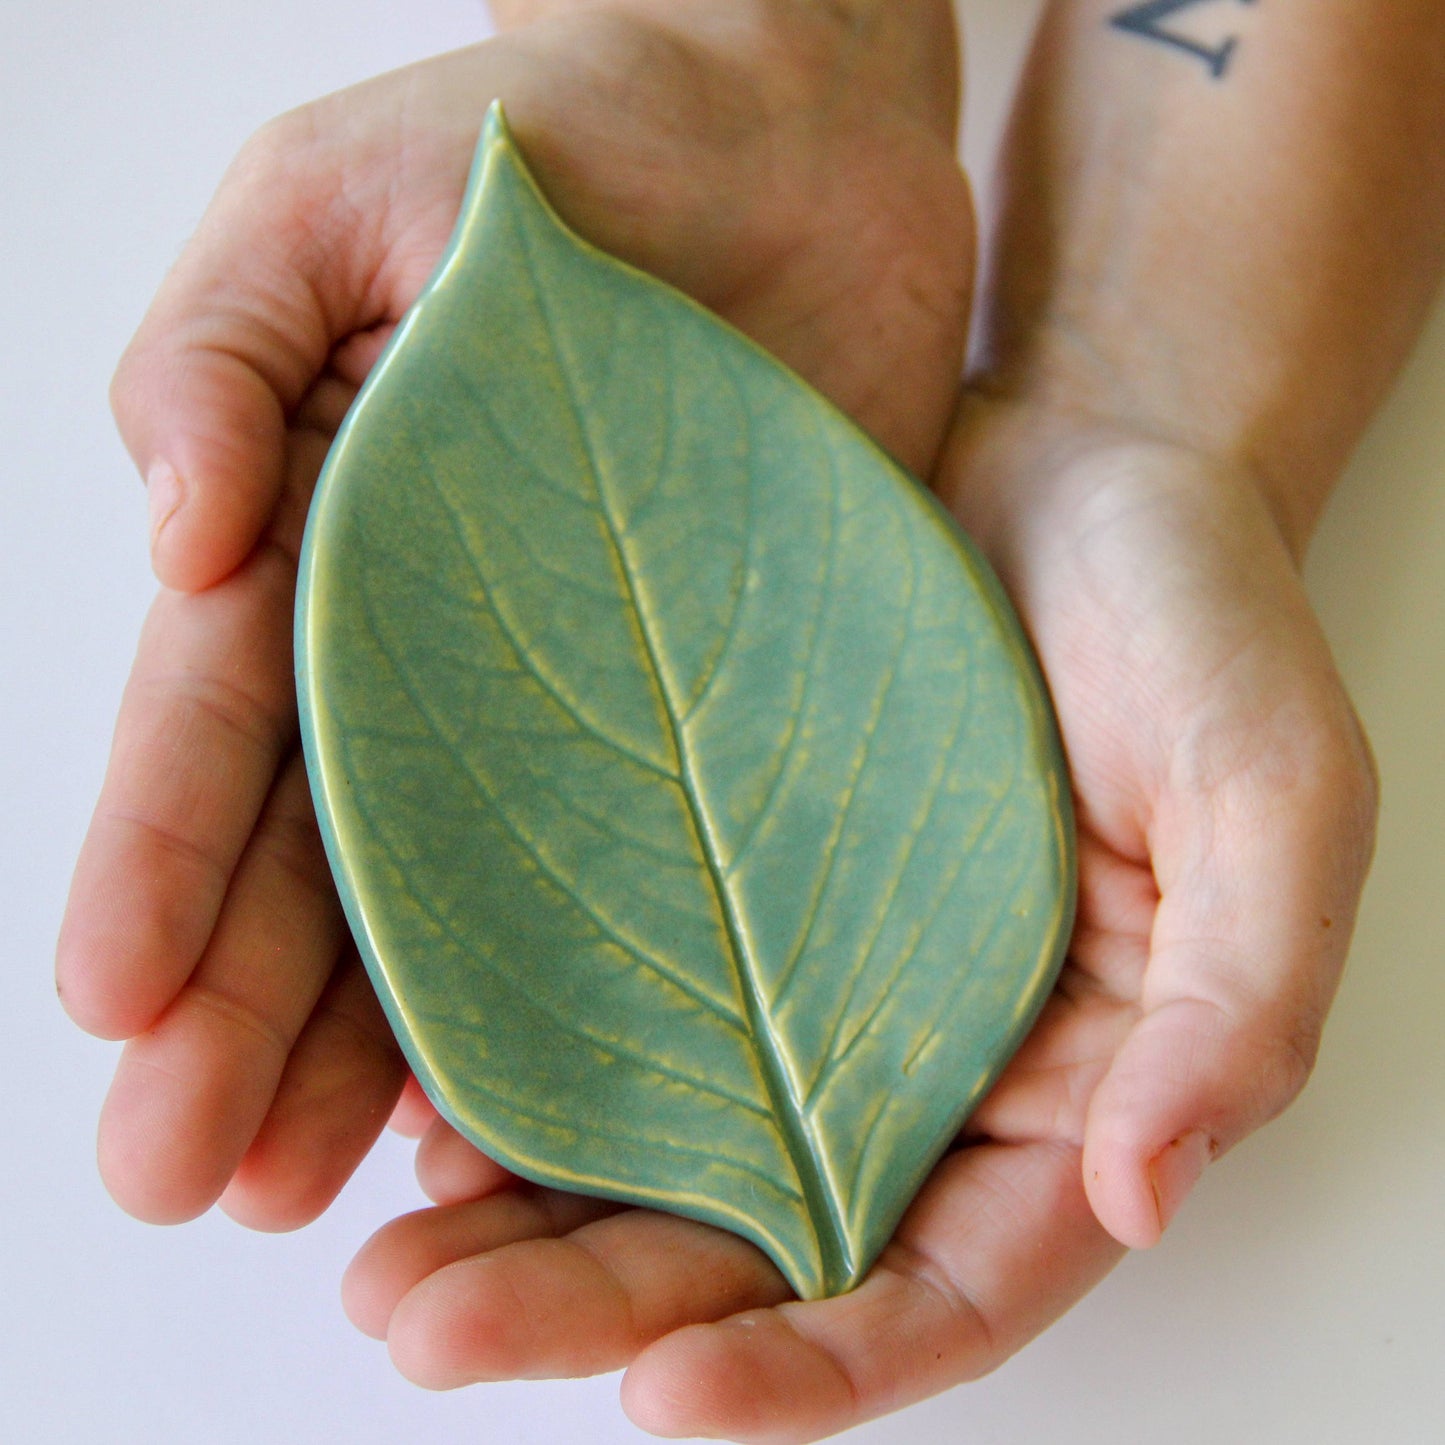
296;105;1074;1299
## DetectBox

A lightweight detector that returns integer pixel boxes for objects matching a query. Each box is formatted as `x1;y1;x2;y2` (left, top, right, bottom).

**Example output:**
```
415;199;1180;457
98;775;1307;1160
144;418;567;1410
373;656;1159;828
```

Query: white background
3;2;1442;1441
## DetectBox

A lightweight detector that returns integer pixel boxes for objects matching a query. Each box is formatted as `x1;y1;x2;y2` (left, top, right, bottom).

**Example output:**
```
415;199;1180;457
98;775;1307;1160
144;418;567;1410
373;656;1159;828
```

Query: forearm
975;0;1445;553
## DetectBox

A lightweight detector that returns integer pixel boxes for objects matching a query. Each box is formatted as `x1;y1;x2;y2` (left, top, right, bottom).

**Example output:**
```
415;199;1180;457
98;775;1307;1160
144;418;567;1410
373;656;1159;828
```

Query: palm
944;422;1375;1241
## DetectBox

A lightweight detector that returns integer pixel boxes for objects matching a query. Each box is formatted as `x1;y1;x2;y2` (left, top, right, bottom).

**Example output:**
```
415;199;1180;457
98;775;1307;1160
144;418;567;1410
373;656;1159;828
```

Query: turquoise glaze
296;106;1075;1299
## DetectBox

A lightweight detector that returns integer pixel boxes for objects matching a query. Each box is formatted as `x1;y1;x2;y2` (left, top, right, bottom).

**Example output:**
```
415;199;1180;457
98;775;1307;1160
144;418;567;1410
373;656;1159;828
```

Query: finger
1083;713;1379;1248
622;1142;1122;1443
965;835;1151;1145
111;112;389;591
56;541;298;1040
384;1206;790;1387
414;1118;517;1207
964;970;1134;1148
221;954;409;1232
95;752;345;1225
389;1074;442;1139
326;324;395;391
343;1187;623;1342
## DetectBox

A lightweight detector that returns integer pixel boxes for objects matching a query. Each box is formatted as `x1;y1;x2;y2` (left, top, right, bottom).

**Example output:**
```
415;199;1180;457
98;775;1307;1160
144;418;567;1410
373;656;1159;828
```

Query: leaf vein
434;352;610;513
720;431;840;878
612;309;675;535
425;466;678;781
802;664;981;1103
358;577;745;1026
812;779;1016;1102
474;502;621;602
338;737;764;1113
900;831;1034;1076
681;353;753;722
770;476;921;1013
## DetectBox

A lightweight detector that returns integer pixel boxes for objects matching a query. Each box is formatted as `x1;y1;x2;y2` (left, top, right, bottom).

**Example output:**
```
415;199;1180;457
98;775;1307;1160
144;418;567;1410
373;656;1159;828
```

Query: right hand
55;0;974;1233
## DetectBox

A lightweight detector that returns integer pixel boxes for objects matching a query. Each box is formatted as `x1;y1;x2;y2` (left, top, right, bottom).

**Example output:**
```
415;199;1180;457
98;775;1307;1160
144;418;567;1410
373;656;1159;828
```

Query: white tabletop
4;2;1441;1441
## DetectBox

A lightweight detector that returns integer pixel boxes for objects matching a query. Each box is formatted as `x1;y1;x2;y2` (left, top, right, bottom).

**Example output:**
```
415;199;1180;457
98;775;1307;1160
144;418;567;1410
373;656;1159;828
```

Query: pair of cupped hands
58;3;1377;1440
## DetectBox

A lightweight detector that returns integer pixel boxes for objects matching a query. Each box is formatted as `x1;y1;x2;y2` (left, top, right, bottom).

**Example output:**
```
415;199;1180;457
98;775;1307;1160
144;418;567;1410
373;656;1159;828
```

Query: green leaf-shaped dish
297;106;1074;1300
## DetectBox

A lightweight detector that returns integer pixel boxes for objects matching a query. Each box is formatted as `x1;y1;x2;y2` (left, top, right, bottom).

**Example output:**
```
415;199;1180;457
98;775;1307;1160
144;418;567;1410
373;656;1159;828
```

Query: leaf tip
479;96;512;156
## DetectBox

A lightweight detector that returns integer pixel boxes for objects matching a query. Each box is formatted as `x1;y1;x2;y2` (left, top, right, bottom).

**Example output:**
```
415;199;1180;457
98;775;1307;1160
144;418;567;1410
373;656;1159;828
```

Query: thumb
1082;717;1378;1249
111;116;372;591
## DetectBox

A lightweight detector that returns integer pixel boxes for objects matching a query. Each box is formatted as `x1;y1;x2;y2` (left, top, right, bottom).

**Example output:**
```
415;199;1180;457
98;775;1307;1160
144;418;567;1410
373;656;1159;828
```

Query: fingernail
1149;1131;1212;1234
147;461;184;546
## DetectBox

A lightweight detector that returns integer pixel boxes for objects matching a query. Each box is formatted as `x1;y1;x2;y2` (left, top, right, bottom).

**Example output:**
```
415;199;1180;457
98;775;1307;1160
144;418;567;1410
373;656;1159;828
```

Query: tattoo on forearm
1109;0;1257;80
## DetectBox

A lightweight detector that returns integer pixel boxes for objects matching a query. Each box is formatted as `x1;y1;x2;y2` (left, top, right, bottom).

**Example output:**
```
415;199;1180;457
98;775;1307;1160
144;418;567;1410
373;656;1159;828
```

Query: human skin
56;0;1445;1440
935;0;1445;1256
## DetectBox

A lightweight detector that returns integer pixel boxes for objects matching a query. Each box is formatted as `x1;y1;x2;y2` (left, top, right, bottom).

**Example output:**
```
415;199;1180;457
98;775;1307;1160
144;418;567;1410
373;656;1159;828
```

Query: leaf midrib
596;484;849;1293
514;205;849;1292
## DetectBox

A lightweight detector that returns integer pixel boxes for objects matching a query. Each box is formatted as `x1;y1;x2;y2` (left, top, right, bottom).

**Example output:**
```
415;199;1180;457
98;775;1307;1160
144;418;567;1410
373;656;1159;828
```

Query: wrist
935;390;1309;591
961;333;1325;567
489;0;959;142
967;0;1445;562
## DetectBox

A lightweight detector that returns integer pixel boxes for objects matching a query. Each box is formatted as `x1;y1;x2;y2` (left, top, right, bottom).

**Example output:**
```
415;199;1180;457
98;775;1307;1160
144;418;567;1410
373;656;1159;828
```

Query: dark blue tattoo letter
1109;0;1258;79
